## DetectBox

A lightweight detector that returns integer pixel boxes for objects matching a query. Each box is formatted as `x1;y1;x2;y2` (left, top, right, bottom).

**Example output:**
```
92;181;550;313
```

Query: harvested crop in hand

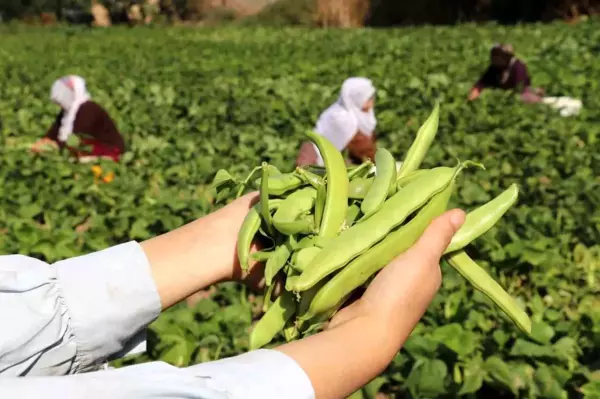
212;103;532;350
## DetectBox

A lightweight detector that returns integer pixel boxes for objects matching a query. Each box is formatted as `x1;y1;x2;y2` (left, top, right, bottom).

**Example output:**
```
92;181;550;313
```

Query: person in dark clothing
468;43;544;103
31;75;125;162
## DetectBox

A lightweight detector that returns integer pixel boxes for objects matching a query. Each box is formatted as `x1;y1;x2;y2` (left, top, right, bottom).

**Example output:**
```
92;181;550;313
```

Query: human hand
141;192;281;310
468;88;481;101
31;137;58;153
277;209;465;399
330;209;465;334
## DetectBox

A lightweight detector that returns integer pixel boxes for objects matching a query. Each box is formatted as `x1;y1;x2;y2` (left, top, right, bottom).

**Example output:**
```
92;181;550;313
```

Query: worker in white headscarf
31;75;125;162
297;77;377;166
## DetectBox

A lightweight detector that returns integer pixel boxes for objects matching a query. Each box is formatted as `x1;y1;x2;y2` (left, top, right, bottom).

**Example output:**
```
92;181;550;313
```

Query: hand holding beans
213;103;533;352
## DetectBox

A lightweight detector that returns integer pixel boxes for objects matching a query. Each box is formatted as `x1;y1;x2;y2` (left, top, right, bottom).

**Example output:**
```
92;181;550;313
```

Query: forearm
141;192;260;310
277;271;434;399
277;307;395;399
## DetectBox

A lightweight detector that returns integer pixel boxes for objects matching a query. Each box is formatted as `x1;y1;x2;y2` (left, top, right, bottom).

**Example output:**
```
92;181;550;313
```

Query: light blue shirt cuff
55;241;161;372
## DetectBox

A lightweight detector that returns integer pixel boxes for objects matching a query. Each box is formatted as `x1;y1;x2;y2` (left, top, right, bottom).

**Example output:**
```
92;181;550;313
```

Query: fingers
405;208;466;266
359;208;466;320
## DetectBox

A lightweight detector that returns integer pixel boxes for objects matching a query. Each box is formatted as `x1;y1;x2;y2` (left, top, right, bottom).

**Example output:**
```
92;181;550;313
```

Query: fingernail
450;209;466;230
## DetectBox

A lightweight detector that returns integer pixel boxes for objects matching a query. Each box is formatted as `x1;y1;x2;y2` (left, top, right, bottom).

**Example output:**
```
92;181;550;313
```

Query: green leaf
129;219;150;239
406;358;448;398
530;321;555;344
484;356;517;394
458;363;485;395
534;366;568;399
431;323;479;357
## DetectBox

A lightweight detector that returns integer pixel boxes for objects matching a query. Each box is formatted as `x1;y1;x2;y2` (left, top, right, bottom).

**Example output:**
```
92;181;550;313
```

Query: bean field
1;21;599;398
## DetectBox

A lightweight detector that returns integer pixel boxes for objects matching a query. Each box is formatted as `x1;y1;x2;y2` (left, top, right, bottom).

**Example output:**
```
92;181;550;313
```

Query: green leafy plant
1;21;598;398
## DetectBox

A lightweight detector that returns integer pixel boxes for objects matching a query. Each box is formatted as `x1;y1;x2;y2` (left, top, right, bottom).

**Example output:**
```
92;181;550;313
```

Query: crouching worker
468;43;545;103
31;75;126;162
296;77;377;167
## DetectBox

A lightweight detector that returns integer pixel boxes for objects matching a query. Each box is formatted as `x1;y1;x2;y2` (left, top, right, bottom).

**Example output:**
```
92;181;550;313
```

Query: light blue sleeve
0;241;161;376
0;350;315;399
0;242;315;398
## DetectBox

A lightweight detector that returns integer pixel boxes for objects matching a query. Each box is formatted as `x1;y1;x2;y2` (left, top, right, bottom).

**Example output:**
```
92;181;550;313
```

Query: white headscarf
313;77;377;166
50;75;91;143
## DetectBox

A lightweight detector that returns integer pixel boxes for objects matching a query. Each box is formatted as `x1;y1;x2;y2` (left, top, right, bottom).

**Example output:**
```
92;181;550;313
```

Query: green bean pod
260;163;274;236
345;203;361;227
272;187;316;235
361;148;397;218
348;177;373;199
250;291;296;350
283;321;300;342
445;250;532;335
262;280;276;312
298;278;328;317
444;183;519;254
238;201;282;272
396;168;428;188
307;131;349;238
301;180;455;320
290;246;322;273
274;216;315;236
265;242;292;286
396;102;440;180
290;162;471;292
250;250;273;262
314;181;326;232
347;160;374;180
255;173;305;196
296;167;323;189
237;204;262;272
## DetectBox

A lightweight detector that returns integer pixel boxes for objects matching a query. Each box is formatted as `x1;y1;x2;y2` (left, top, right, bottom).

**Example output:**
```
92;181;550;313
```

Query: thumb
406;209;466;265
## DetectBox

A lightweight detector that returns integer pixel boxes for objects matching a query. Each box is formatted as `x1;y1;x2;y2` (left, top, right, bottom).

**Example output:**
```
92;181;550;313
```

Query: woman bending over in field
31;75;126;162
296;77;378;167
468;43;545;103
468;44;583;116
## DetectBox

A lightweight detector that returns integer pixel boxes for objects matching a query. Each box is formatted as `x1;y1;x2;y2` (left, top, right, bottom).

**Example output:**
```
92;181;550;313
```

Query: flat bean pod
290;246;322;273
444;183;518;254
301;181;455;320
314;181;326;232
251;250;273;262
249;291;296;350
255;173;305;196
237;204;262;272
296;167;323;189
260;163;274;236
265;242;292;286
272;187;317;235
347;160;374;180
238;200;282;272
307;131;349;238
291;163;468;292
396;102;440;180
344;203;361;227
445;250;532;335
361;148;397;218
283;321;300;342
396;168;428;188
348;177;373;199
262;281;276;312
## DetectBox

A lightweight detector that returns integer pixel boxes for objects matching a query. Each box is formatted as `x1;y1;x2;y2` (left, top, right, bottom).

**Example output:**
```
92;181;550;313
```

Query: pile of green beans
213;103;532;350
